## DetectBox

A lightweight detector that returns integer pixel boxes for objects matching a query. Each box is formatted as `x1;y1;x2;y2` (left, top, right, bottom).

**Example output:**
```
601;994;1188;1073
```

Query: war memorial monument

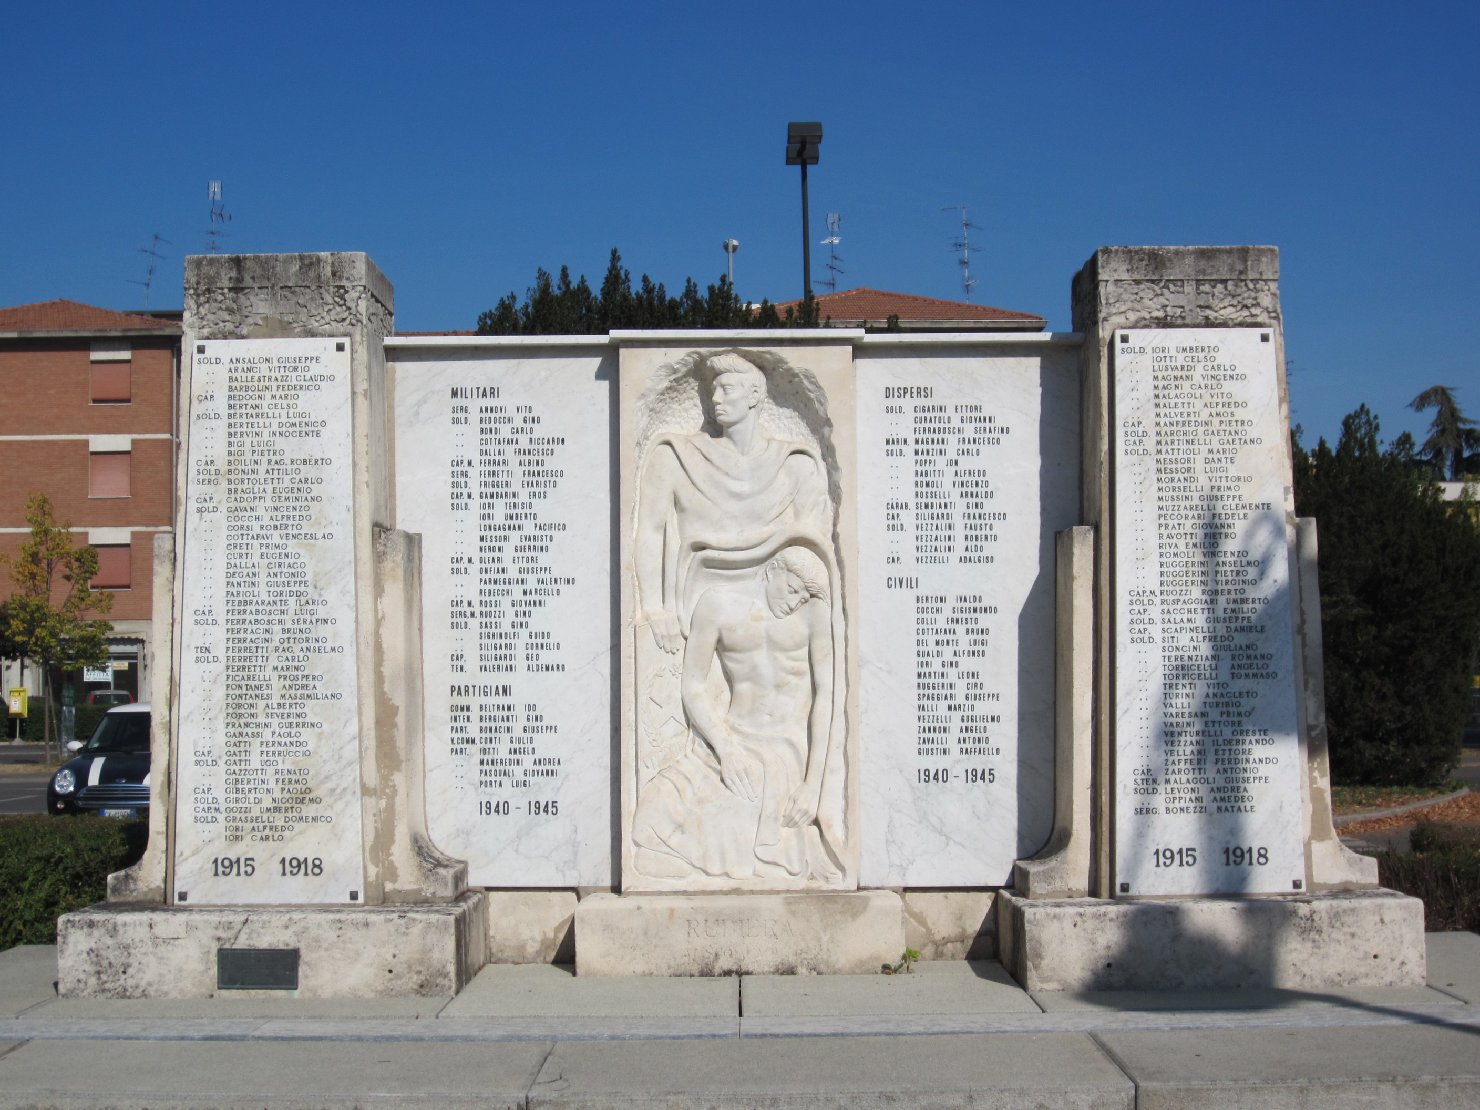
55;246;1424;997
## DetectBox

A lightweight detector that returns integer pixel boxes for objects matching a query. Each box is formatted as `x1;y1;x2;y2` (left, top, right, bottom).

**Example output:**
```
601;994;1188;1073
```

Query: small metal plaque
217;947;300;990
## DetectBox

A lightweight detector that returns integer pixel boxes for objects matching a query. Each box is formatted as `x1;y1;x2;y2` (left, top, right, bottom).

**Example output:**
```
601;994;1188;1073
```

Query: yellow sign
7;688;27;717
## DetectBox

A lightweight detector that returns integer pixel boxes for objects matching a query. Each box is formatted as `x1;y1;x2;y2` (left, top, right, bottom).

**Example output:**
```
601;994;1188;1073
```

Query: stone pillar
60;255;480;998
1071;247;1283;897
997;247;1413;993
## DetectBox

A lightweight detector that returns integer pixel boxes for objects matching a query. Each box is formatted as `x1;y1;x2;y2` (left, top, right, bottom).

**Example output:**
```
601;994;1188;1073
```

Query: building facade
0;299;180;713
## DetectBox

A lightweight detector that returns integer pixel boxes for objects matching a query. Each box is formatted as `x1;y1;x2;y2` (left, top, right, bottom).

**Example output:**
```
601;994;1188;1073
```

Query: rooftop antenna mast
943;204;983;299
130;233;170;308
818;212;844;293
206;180;232;253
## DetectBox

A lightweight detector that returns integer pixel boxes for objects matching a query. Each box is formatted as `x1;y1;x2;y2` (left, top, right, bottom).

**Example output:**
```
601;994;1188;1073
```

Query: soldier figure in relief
631;351;846;884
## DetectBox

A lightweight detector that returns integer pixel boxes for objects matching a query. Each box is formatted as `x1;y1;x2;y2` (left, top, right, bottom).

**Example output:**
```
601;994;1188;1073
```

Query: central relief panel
619;345;859;892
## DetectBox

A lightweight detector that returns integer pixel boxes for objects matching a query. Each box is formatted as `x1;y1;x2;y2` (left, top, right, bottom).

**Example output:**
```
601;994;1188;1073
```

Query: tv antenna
818;212;843;293
943;204;983;299
206;180;232;253
130;233;170;308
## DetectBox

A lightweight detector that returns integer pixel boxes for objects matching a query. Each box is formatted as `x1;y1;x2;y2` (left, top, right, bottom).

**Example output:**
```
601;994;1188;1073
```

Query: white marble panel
393;351;613;887
855;348;1080;886
173;338;365;904
1113;327;1304;895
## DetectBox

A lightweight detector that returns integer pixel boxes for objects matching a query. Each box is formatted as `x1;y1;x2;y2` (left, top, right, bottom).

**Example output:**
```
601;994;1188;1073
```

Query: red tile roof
0;299;181;334
771;287;1043;327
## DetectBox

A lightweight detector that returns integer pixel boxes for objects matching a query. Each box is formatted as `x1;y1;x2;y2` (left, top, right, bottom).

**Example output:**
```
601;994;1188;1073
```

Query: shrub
0;815;147;947
1373;822;1480;932
1294;407;1480;785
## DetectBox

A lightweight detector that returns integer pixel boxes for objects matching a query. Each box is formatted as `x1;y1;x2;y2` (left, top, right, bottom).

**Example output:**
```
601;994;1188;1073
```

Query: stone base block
574;891;904;976
997;888;1425;992
486;890;577;964
902;890;996;960
56;892;488;998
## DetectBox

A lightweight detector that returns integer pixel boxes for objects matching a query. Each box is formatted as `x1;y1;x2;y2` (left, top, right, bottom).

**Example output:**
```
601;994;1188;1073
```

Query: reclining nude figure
632;548;841;882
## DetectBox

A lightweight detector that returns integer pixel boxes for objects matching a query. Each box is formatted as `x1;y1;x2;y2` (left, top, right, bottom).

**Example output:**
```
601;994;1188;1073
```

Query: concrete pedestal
996;888;1425;992
574;891;904;976
56;893;487;998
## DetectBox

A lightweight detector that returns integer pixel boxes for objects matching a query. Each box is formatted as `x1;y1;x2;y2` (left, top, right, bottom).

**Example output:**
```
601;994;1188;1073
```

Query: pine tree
1409;385;1480;479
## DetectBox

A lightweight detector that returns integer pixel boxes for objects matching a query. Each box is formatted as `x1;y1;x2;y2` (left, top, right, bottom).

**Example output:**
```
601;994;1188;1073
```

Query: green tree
1294;407;1480;784
1409;385;1480;480
2;493;113;755
475;248;816;335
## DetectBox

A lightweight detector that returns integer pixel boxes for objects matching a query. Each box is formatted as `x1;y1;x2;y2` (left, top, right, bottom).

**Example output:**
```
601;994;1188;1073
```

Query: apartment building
0;299;180;706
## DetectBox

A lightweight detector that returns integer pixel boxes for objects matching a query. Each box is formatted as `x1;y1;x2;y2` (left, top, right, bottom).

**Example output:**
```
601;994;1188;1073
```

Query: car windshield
84;713;150;754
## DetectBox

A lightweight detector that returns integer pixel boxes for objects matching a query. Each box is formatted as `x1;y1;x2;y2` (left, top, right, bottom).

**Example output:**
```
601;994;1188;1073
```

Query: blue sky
4;0;1475;447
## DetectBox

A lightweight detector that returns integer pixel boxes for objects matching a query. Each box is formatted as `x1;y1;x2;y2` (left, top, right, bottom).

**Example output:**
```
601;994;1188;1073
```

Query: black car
48;703;152;817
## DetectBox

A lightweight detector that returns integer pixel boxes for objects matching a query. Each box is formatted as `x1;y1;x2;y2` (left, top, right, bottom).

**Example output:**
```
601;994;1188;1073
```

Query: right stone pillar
997;247;1419;992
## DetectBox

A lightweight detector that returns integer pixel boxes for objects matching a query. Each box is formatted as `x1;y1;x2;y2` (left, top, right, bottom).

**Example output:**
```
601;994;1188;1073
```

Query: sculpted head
707;352;767;429
765;546;828;617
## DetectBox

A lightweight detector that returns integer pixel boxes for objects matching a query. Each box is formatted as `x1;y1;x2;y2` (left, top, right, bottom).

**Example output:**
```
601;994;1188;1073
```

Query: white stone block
486;890;577;964
901;890;996;960
1112;327;1305;896
173;337;366;905
997;888;1425;991
392;351;614;888
854;347;1080;886
574;891;904;976
56;894;488;998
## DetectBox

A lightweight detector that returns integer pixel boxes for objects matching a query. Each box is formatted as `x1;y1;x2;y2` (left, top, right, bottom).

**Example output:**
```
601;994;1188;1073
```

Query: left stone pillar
58;254;484;998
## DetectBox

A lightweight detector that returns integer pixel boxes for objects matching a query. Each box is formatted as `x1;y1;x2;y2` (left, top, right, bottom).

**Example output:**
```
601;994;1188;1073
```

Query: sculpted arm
635;446;683;652
782;602;833;828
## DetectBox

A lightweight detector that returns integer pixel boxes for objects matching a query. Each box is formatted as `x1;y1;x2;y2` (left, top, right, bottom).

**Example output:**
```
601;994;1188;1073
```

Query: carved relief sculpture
630;350;851;889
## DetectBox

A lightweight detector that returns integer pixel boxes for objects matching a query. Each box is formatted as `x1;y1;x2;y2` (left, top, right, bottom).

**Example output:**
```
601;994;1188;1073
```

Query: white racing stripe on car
88;756;106;787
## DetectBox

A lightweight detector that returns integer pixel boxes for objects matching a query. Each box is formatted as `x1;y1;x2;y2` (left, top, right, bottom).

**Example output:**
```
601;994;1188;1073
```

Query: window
89;341;131;403
92;544;131;590
90;363;131;403
89;452;131;498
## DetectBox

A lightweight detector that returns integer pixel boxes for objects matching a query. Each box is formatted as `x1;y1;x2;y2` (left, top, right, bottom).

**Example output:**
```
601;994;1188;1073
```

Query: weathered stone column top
185;253;394;340
1072;246;1281;332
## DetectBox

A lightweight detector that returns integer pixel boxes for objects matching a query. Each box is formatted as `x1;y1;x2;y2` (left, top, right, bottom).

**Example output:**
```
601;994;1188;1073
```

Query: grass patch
1373;822;1480;932
0;815;148;947
1331;780;1465;813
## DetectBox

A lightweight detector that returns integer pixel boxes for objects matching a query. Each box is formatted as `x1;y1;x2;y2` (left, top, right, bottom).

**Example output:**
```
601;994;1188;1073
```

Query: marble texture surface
173;338;365;904
618;344;860;894
854;349;1081;886
1112;328;1304;895
392;351;613;888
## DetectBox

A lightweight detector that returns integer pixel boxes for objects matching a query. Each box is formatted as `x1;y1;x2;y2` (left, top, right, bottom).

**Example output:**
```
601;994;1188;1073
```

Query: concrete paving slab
742;960;1042;1017
1034;984;1457;1012
262;1016;739;1041
529;1032;1133;1108
0;944;56;1017
1097;1024;1480;1109
27;993;452;1020
1426;931;1480;1002
0;1038;551;1109
442;962;739;1018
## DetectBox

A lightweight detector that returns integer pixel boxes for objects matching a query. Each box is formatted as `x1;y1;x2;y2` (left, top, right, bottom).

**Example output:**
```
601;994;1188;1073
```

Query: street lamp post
785;122;823;301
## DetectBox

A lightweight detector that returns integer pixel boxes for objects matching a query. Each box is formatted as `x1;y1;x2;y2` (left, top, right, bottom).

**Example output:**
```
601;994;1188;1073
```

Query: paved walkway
1;934;1478;1107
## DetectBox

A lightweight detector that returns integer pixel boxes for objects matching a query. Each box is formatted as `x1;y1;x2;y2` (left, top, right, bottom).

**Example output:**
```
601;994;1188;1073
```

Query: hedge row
1375;823;1480;933
4;704;108;745
0;815;148;947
